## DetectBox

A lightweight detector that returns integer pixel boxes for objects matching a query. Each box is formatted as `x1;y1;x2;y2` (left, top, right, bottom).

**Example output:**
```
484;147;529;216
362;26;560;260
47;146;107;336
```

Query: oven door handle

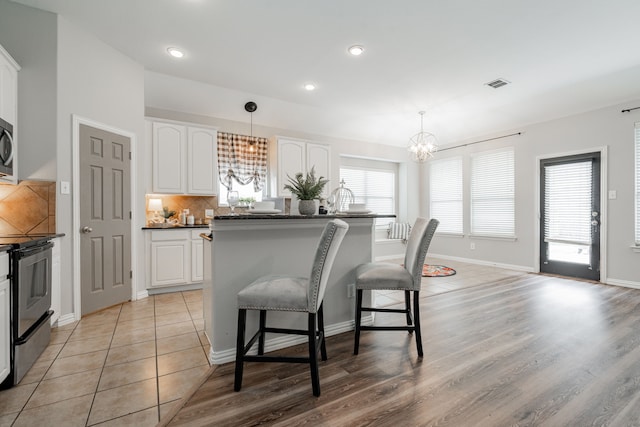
15;310;53;345
15;242;54;259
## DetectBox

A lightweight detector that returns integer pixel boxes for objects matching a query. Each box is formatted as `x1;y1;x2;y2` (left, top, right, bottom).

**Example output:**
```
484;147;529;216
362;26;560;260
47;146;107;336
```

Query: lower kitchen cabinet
146;229;204;289
0;251;10;383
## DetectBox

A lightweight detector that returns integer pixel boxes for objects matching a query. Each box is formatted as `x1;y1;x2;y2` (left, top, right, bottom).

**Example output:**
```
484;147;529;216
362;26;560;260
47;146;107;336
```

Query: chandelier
407;111;438;162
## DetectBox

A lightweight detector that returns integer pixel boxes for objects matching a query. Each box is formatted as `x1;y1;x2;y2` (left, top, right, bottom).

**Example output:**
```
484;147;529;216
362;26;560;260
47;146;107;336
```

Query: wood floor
162;274;640;426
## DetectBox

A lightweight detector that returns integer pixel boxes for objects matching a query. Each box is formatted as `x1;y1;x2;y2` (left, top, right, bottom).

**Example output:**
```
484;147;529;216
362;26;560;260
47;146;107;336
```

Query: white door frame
72;115;138;320
534;145;608;282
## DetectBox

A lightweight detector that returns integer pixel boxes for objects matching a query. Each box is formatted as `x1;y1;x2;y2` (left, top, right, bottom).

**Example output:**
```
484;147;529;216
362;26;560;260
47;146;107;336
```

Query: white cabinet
147;229;205;289
0;43;20;185
270;137;331;198
0;251;10;383
151;120;218;195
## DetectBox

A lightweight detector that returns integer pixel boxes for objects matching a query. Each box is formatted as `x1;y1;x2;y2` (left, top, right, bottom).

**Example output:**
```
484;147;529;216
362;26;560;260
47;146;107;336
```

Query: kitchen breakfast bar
201;214;393;364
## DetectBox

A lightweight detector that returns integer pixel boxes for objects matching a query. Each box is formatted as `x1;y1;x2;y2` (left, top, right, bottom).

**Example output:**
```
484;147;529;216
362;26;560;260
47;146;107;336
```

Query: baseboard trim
208;315;374;365
605;278;640;289
54;313;77;328
375;254;405;261
136;290;149;300
428;253;535;273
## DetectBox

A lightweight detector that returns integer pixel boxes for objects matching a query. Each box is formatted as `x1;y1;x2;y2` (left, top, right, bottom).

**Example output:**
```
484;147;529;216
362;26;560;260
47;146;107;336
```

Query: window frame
339;157;398;228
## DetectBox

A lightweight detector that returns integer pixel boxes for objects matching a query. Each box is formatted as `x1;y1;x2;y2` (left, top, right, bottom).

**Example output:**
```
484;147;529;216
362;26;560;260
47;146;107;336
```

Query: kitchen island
202;213;394;364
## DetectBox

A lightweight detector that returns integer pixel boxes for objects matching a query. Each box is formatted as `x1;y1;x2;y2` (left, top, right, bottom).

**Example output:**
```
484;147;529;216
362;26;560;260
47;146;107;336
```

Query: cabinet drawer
150;230;189;241
0;252;8;278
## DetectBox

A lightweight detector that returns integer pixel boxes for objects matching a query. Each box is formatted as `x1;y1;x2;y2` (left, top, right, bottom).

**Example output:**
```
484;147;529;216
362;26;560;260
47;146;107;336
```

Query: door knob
81;226;93;234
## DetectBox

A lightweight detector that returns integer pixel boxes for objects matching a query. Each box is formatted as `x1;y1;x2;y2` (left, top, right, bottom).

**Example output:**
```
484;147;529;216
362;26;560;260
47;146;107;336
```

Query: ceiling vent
485;78;510;89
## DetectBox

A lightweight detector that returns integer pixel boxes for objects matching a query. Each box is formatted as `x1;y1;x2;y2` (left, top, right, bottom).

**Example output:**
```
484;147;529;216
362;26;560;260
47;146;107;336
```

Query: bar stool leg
318;304;327;361
234;309;247;391
308;313;321;396
354;289;363;355
405;290;413;332
413;291;423;357
258;310;266;355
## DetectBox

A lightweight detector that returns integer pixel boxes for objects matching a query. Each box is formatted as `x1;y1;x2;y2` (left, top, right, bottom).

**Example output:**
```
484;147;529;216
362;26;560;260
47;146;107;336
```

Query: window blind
429;157;463;234
471;149;515;237
340;166;395;225
544;161;593;245
635;123;640;245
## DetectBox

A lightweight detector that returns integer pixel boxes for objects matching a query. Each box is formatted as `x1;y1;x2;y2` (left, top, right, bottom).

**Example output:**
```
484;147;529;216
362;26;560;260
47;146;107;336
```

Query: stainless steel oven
0;236;54;388
0;117;14;177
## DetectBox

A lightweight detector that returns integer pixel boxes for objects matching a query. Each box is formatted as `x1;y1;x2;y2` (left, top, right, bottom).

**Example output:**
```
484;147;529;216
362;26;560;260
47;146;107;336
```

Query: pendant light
244;101;257;154
407;111;439;162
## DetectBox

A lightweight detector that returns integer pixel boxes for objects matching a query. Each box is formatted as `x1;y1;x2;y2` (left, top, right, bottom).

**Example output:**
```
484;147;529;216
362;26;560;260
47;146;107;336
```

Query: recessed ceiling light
348;45;365;56
167;47;184;58
304;83;316;91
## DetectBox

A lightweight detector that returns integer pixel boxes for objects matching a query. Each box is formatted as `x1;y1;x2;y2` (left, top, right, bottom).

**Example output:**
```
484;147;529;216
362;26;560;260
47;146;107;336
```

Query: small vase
298;199;316;216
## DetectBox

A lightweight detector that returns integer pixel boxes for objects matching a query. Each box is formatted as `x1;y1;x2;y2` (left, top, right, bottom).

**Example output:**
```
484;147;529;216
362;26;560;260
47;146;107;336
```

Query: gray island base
202;214;394;364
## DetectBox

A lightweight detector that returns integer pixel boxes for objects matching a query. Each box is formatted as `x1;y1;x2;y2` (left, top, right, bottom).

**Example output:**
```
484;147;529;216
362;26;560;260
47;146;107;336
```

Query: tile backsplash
0;180;56;234
145;194;224;225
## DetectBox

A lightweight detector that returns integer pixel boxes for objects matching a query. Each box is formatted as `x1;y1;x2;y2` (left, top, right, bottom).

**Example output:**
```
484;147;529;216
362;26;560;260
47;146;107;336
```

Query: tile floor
0;290;210;427
0;257;527;427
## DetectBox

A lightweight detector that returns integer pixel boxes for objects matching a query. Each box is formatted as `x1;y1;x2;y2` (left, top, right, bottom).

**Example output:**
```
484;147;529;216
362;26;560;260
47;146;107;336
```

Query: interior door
79;124;132;315
540;152;601;281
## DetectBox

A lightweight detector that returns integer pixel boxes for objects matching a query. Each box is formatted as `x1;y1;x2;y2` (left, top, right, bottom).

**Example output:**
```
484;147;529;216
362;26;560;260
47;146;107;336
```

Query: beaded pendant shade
408;111;439;162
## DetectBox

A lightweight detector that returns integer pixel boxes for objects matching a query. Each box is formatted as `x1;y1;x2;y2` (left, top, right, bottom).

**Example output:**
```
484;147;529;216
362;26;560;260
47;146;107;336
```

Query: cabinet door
152;122;185;193
0;55;17;125
191;239;204;282
277;139;306;197
0;277;9;383
306;143;331;199
151;240;189;287
187;127;217;194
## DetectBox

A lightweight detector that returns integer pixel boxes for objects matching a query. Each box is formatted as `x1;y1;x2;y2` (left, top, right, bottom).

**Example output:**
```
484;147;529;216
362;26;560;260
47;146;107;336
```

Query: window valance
217;132;268;191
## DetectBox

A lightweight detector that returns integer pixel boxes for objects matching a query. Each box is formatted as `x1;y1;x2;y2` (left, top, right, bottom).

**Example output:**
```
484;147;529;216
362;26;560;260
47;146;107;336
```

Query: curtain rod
439;132;522;152
621;106;640;113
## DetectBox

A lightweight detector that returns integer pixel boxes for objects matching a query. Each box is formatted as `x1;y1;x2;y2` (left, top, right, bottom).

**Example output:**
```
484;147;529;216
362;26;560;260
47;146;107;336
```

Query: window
429;156;463;234
218;182;263;205
635;123;640;245
471;148;515;238
340;157;397;226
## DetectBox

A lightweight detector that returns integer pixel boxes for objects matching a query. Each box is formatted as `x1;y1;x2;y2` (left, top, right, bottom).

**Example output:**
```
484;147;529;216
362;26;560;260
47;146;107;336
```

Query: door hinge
129;211;132;219
129;151;132;160
130;270;133;279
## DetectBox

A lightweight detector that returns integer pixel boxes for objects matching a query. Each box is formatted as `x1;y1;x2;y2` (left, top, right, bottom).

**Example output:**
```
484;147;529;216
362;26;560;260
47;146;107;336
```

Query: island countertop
213;213;395;220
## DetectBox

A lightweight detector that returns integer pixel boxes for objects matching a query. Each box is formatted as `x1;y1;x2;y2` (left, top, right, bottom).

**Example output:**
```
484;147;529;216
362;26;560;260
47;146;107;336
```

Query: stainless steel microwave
0;117;14;177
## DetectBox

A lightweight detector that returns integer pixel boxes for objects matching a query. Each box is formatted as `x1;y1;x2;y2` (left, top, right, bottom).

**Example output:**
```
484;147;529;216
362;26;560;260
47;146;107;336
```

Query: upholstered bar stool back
234;219;349;397
354;217;439;357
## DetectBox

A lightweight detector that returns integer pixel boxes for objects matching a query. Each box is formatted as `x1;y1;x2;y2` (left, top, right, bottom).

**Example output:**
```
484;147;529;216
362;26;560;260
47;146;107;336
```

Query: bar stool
234;219;349;397
353;217;439;357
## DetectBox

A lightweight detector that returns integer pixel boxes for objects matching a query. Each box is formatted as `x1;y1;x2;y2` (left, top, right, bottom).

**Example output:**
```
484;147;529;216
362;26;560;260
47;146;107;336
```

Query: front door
540;152;601;281
79;124;132;315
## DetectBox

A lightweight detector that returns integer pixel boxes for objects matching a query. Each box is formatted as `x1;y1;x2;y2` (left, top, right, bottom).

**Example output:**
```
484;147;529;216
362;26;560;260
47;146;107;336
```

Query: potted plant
284;167;329;215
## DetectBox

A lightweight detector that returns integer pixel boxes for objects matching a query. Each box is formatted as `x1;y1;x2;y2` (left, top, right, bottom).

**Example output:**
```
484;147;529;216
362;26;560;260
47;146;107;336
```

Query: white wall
0;0;57;179
56;16;146;313
427;100;640;285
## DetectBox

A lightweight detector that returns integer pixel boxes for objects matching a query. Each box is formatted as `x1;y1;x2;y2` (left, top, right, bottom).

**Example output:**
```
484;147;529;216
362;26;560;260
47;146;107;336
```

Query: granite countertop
142;224;211;230
213;213;396;220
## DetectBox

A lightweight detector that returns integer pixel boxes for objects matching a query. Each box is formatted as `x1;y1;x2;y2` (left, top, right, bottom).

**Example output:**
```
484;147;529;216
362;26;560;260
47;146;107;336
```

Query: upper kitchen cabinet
270;136;331;198
151;120;218;195
0;44;19;185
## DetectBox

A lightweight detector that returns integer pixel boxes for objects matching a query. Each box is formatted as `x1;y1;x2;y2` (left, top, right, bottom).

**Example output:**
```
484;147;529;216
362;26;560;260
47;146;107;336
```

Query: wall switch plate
60;181;70;194
205;209;214;218
470;242;476;250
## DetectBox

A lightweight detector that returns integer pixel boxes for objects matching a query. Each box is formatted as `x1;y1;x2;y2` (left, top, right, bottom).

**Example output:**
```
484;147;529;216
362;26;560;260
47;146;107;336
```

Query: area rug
422;264;456;277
